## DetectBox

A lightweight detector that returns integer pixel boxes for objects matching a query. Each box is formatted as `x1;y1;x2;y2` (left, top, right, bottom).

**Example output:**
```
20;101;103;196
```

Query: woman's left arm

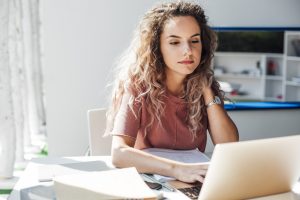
203;87;239;144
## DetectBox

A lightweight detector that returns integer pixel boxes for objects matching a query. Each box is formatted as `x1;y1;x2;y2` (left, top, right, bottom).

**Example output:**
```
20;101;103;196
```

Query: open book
142;148;210;182
54;167;157;200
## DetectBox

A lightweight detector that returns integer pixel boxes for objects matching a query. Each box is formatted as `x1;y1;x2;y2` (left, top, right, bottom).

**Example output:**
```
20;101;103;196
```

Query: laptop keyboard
177;185;202;200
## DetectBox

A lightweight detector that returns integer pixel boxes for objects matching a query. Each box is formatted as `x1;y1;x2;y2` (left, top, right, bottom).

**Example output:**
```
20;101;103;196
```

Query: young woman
106;1;239;183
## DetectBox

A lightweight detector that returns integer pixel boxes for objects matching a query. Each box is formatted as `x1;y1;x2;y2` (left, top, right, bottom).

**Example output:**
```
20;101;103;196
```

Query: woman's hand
173;162;209;183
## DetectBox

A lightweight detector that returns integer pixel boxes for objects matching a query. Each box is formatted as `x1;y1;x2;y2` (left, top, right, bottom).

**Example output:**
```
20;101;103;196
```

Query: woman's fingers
174;162;209;183
185;168;207;183
194;174;205;183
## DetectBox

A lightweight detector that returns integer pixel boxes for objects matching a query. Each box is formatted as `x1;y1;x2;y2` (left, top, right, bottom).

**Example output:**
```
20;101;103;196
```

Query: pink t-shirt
111;91;208;152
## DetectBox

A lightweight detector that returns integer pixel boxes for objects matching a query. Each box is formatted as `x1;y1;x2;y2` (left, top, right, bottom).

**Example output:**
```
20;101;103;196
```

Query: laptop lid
198;135;300;200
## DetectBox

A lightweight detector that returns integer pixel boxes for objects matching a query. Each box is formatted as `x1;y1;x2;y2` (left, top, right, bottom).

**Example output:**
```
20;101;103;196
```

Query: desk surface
8;156;190;200
9;156;300;200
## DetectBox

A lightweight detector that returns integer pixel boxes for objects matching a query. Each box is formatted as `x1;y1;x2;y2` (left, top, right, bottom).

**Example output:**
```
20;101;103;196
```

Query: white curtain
0;0;45;178
0;0;16;178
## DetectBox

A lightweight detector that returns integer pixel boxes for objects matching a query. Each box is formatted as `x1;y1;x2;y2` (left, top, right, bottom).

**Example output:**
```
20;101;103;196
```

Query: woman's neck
165;73;185;96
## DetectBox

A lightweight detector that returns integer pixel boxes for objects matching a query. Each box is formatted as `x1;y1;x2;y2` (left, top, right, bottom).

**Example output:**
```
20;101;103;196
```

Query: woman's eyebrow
191;33;201;38
167;33;201;39
167;35;181;39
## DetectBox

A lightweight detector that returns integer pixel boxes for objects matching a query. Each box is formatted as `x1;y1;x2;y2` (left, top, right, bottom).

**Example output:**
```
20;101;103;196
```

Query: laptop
179;135;300;200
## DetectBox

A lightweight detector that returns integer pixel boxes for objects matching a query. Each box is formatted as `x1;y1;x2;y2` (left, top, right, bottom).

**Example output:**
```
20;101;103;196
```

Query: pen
141;173;175;192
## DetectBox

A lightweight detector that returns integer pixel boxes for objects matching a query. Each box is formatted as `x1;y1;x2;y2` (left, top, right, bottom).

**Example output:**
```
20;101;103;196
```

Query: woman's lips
178;60;194;64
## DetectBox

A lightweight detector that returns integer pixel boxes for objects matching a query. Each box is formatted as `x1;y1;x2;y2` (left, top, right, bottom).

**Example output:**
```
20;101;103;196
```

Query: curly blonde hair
107;1;224;137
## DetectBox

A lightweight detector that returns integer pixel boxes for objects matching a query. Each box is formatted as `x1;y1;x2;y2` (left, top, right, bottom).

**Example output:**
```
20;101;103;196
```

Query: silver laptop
197;135;300;200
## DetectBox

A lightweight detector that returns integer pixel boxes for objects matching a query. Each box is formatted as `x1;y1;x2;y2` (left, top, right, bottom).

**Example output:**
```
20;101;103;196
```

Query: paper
143;148;210;163
38;161;111;182
54;167;157;200
142;148;210;182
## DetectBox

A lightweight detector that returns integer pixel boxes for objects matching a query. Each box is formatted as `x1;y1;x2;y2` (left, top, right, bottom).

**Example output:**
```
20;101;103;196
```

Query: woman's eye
191;40;200;44
170;42;179;45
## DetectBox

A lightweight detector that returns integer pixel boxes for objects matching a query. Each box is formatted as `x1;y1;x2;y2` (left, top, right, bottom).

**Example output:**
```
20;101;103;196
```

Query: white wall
201;0;300;27
42;0;157;156
205;109;300;153
42;0;300;156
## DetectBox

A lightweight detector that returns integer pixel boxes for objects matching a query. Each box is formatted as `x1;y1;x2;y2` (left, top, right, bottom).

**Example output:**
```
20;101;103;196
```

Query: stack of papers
142;148;210;182
53;167;157;200
38;161;111;182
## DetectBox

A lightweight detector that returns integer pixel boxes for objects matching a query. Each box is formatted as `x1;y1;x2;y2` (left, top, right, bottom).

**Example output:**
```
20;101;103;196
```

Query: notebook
196;135;300;200
53;167;157;200
142;148;210;182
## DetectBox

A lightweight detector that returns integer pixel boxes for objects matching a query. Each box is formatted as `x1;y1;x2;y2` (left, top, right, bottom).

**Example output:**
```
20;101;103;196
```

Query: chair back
87;108;112;155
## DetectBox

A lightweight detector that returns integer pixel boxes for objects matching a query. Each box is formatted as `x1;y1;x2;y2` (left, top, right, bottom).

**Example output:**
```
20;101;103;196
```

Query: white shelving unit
213;31;300;101
284;31;300;101
264;54;284;101
214;52;283;101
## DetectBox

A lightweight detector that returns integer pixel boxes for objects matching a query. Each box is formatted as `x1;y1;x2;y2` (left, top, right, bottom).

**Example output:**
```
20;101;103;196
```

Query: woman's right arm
111;135;209;183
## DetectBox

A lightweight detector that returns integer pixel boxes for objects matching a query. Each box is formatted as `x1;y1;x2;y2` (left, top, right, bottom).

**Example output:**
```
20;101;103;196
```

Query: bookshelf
213;31;300;101
284;31;300;101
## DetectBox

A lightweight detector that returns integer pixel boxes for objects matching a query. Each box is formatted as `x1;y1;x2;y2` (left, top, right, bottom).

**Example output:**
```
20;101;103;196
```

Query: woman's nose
183;44;192;56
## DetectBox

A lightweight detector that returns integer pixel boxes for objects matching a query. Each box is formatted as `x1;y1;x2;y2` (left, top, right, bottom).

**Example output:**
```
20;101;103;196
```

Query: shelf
264;97;284;102
264;54;284;59
265;75;283;80
286;81;300;87
215;52;283;58
213;32;300;101
226;94;263;101
216;74;263;80
285;31;300;36
286;56;300;62
215;52;266;57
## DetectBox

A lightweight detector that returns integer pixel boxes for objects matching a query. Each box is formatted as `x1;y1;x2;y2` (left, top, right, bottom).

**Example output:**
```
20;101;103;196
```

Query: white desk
8;156;190;200
8;156;300;200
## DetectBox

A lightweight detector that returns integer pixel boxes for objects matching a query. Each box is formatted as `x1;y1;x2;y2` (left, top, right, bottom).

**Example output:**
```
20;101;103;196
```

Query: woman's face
160;16;202;80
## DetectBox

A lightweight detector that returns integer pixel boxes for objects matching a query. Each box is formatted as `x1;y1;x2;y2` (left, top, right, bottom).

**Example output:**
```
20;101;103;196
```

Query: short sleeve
110;92;141;139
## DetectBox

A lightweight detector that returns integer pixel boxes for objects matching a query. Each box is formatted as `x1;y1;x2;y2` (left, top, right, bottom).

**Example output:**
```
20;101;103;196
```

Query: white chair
87;108;112;155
